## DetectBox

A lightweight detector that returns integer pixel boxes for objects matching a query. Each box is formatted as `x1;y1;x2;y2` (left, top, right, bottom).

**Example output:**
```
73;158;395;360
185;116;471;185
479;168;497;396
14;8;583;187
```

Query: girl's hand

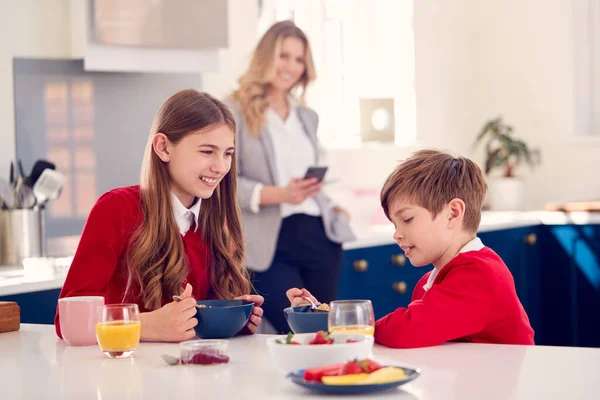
235;294;264;334
286;288;319;307
140;283;198;342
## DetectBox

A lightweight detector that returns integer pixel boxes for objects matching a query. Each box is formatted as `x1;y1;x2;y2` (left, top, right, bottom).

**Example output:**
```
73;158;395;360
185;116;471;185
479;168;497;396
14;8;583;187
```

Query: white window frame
574;0;600;139
257;0;417;148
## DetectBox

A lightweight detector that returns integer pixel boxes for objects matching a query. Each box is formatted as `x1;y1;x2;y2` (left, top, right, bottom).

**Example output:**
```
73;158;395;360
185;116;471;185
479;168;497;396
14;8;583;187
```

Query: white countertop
1;324;598;400
1;211;599;297
344;210;600;249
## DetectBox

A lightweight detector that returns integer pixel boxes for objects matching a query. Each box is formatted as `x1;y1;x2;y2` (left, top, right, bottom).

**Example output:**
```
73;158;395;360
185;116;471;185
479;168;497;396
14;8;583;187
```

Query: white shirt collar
171;192;201;235
423;237;485;291
266;94;299;123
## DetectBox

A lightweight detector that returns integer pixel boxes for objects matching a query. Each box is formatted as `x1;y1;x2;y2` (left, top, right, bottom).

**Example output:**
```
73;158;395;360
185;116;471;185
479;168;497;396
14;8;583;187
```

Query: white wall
2;0;598;211
335;0;600;212
0;0;71;181
466;0;600;209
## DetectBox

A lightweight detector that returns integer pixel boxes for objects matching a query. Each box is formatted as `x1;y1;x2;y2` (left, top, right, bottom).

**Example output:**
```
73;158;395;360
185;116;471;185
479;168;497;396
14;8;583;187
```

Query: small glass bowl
179;339;230;365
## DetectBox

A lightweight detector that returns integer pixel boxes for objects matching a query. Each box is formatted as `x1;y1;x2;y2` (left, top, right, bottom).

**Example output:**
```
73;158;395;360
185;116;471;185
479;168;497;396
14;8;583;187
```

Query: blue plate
286;366;421;394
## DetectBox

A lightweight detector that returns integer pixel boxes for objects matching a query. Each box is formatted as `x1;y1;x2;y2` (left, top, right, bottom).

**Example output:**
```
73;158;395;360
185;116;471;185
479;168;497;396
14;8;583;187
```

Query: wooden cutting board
0;301;20;333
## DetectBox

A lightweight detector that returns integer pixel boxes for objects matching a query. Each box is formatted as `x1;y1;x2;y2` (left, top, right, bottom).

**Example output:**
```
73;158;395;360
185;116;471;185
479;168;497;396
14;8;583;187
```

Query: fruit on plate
360;367;408;384
321;367;408;386
303;364;345;382
321;373;369;385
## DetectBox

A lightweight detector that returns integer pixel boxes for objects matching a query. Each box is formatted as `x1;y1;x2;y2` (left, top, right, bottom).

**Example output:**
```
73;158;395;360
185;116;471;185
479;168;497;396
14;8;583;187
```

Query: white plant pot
487;178;525;211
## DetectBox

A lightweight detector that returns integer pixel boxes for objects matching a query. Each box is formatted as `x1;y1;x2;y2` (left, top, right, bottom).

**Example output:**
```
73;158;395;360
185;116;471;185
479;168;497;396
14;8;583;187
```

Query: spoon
172;295;204;309
161;354;180;366
299;296;328;313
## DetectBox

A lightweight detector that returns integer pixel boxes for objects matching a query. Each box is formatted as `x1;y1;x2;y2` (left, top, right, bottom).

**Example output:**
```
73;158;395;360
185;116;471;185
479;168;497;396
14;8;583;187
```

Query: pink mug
58;296;105;346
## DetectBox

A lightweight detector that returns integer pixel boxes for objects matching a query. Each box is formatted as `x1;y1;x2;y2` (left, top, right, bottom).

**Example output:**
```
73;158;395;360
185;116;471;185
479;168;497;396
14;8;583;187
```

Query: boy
288;150;534;348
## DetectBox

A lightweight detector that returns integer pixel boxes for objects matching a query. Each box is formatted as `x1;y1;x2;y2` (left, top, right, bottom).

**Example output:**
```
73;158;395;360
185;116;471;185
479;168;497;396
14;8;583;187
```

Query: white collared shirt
250;96;321;218
423;237;485;291
171;192;201;235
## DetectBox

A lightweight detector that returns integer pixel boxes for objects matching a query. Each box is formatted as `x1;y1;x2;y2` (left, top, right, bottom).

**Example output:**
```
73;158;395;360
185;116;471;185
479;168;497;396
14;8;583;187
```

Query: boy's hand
286;288;319;307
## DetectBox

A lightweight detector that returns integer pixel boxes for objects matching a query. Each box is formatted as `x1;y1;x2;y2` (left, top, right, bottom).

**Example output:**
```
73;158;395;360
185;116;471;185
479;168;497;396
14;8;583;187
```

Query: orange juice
95;320;141;350
329;325;375;335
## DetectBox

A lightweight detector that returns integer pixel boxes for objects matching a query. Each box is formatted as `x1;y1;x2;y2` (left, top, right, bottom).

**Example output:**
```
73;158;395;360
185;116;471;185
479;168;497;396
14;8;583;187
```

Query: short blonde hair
380;149;487;233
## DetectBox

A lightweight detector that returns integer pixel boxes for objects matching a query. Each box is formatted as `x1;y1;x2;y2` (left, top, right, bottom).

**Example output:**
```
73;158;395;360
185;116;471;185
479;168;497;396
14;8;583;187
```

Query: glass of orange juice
328;300;375;335
96;304;141;359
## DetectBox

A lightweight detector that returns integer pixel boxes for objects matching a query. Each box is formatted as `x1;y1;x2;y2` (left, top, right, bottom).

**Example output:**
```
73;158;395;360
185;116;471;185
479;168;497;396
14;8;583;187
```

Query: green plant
473;116;538;178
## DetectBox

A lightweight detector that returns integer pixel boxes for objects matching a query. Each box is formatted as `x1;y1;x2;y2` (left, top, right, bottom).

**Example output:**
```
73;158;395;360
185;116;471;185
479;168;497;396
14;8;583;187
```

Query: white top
3;324;600;400
171;192;201;235
249;96;321;218
423;237;485;291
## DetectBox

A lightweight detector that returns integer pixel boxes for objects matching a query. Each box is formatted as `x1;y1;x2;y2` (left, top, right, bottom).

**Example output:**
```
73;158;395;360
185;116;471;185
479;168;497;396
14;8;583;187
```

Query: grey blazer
225;100;356;272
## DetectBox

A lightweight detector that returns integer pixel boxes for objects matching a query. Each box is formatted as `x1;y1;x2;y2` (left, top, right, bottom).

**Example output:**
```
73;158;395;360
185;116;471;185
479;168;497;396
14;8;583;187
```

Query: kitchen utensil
25;160;55;187
300;295;321;310
32;169;65;206
172;295;204;309
161;354;180;365
0;178;15;209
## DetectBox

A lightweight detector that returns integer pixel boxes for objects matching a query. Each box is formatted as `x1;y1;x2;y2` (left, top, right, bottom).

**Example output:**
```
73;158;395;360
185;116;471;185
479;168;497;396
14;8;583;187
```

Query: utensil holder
0;208;46;265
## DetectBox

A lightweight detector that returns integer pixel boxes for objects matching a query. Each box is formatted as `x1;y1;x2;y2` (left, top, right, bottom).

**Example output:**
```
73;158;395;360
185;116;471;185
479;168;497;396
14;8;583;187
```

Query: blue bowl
194;300;254;339
284;305;329;334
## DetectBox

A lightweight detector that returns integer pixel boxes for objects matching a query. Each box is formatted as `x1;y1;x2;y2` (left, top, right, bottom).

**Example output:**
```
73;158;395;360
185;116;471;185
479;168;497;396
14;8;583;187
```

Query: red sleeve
54;192;130;338
374;263;495;348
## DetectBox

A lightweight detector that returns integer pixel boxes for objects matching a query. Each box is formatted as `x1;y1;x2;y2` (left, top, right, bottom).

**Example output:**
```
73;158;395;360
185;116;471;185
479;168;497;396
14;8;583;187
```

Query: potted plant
473;116;539;210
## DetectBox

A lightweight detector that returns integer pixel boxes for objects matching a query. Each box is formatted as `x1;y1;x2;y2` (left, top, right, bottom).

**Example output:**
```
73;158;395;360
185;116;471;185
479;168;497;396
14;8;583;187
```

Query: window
258;0;416;148
574;0;600;137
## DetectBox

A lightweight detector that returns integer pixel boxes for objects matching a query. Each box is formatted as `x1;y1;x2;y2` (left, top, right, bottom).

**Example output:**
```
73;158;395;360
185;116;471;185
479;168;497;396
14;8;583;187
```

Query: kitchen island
1;324;598;399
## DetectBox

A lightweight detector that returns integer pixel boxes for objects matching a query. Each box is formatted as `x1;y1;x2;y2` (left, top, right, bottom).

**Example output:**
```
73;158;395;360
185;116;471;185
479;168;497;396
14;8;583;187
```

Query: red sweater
374;247;534;348
55;186;211;338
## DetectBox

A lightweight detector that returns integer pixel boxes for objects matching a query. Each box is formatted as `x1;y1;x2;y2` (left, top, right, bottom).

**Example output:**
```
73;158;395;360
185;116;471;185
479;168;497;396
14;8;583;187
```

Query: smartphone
303;166;328;182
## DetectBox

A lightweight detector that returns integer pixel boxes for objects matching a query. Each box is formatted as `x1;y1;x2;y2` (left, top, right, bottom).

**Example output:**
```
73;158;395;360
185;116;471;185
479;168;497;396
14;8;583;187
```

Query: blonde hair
380;149;488;233
230;20;316;136
127;89;250;310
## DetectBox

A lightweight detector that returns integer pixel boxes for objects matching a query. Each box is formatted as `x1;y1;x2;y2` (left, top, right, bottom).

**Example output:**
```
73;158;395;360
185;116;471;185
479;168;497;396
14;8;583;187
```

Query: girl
226;21;355;333
55;89;263;342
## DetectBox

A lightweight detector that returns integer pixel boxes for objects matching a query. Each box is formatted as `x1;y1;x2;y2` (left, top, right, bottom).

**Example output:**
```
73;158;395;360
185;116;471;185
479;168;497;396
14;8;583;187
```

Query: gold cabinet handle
524;233;537;245
391;254;406;266
353;259;368;272
392;281;407;294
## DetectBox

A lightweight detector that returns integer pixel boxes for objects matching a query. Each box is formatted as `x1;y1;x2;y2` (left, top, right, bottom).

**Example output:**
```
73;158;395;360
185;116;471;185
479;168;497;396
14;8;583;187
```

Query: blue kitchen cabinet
541;224;600;347
338;243;432;319
0;289;61;325
479;226;542;342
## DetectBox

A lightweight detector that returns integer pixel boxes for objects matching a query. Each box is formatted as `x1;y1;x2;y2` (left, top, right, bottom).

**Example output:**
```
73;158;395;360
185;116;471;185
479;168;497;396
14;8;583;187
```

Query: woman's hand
283;178;322;204
286;288;319;307
235;294;264;334
332;205;350;221
140;283;198;342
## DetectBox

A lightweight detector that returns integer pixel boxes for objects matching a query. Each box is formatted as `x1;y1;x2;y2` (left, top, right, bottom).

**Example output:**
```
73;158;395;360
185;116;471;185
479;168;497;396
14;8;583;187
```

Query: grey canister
0;208;47;265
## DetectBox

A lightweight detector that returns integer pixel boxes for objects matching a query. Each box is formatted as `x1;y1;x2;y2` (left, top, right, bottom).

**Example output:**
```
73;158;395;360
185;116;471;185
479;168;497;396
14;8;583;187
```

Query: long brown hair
230;20;316;136
126;89;250;310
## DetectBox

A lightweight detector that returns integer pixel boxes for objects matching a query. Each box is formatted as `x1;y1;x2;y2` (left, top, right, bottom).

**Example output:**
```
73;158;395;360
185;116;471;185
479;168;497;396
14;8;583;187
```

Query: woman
226;21;355;333
55;89;263;342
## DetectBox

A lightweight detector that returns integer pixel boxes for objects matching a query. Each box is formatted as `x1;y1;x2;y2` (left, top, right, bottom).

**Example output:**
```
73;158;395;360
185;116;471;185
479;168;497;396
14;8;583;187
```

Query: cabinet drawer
338;244;431;319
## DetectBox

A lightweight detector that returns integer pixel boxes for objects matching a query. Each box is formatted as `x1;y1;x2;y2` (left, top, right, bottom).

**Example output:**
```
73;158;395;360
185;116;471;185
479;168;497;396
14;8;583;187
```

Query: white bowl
266;333;374;373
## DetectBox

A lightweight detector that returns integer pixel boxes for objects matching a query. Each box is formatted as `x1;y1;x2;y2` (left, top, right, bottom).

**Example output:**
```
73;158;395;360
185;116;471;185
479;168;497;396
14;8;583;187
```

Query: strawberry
276;332;300;345
360;359;383;373
309;330;334;345
338;359;383;375
338;360;364;375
